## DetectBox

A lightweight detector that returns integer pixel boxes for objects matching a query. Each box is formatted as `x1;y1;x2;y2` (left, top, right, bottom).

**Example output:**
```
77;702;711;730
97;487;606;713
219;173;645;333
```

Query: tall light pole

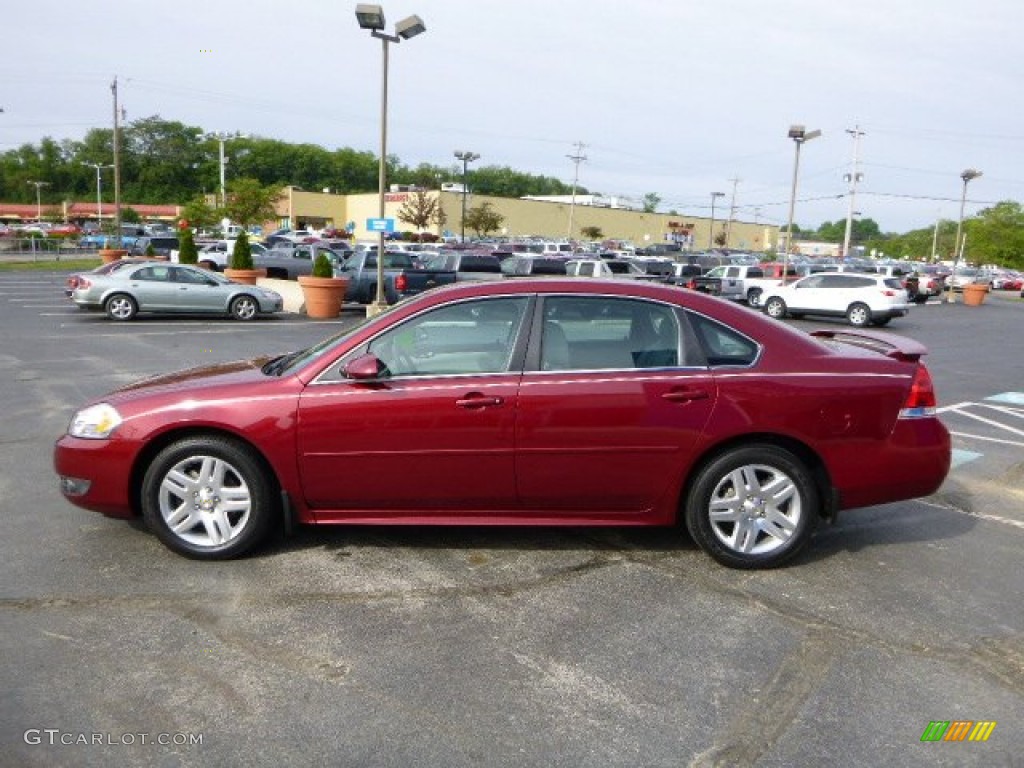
27;180;50;221
197;131;247;210
454;150;479;243
84;163;113;227
783;124;821;280
566;141;587;240
708;191;724;249
947;168;982;303
356;3;427;316
842;126;865;259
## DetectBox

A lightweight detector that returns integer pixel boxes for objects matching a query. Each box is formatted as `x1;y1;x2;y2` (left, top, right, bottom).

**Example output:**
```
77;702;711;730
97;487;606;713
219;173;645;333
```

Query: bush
312;252;334;278
178;227;198;264
230;231;253;270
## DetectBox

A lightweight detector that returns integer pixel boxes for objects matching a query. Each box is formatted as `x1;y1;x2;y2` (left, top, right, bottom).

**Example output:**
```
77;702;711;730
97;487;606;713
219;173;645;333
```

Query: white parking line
949;431;1024;448
918;498;1024;531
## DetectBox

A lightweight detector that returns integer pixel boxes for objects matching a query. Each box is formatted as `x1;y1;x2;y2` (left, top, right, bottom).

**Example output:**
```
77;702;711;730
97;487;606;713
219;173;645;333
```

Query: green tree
178;226;199;265
464;202;505;237
312;252;334;278
180;194;219;231
121;206;141;223
222;178;282;227
642;193;661;213
230;230;253;270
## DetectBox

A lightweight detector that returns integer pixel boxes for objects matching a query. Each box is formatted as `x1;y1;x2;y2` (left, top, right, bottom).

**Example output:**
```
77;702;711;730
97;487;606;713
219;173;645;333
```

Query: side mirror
344;353;386;380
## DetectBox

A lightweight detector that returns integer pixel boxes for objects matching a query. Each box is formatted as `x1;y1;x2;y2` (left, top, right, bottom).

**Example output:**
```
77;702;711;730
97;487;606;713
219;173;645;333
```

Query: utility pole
842;126;865;259
930;211;941;262
566;141;587;240
111;77;122;247
724;177;740;249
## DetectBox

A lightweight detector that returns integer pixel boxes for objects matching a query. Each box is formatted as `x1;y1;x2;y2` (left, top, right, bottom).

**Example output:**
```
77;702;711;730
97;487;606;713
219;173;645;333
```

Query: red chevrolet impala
54;279;951;568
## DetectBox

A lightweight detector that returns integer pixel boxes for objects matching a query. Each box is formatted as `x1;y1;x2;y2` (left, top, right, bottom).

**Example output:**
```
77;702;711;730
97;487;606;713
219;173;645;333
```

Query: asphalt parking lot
1;271;1021;767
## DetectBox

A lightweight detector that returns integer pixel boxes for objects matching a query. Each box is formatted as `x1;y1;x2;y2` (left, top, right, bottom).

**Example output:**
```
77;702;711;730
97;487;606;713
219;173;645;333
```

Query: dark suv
129;236;180;259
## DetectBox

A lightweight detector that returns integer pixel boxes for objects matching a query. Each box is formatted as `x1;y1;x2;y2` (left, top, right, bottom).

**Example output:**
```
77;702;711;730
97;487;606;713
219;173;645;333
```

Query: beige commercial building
272;186;779;251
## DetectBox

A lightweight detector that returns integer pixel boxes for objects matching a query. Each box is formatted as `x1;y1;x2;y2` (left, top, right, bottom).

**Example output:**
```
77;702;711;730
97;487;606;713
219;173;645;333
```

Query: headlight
69;403;123;439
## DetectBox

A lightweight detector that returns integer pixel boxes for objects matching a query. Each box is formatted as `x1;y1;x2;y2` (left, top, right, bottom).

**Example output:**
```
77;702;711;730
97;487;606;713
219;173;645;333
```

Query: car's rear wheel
230;295;259;321
105;293;137;321
684;444;818;569
746;287;763;307
141;436;275;559
764;297;787;319
846;302;871;327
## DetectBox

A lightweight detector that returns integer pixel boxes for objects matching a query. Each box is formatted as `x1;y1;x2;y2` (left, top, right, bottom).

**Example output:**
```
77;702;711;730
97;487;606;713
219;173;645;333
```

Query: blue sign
366;218;395;233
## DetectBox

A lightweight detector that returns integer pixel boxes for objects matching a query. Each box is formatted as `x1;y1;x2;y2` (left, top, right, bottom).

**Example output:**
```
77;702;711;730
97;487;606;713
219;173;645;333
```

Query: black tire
230;295;259;321
764;297;787;319
105;293;137;321
198;260;219;272
141;436;276;559
746;287;763;308
846;302;871;327
684;444;818;569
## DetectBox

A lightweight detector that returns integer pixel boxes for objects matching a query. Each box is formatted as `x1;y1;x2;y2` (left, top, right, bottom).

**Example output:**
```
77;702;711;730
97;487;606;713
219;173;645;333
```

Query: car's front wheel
141;436;276;559
105;293;137;321
684;444;818;569
764;297;787;319
846;302;871;327
230;295;259;321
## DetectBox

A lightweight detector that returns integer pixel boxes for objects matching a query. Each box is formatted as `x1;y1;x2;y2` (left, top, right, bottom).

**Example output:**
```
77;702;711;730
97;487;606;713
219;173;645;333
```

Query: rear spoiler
810;329;927;362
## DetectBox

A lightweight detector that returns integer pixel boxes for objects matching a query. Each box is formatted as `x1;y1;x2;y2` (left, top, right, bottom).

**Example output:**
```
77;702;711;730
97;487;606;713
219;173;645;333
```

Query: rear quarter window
686;312;759;367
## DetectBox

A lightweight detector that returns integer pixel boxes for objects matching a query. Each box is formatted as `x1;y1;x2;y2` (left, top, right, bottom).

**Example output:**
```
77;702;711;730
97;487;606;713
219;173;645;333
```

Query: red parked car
54;279;951;568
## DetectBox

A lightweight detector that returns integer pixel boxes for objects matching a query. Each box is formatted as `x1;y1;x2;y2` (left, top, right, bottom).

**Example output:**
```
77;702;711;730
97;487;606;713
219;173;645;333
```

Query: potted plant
298;252;349;319
223;230;265;285
177;225;199;265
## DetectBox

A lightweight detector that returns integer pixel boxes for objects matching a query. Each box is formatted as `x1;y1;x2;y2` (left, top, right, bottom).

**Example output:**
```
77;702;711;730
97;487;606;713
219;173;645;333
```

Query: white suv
761;272;910;327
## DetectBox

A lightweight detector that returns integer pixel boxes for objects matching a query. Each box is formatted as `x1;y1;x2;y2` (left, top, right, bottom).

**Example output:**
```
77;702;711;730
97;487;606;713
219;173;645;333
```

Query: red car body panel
54;279;951;531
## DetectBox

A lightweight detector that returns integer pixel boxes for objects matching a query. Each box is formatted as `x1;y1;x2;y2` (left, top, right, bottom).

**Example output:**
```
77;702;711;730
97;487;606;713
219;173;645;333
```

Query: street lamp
356;3;427;316
26;180;50;222
708;192;725;249
197;131;247;211
783;124;822;280
947;168;982;303
454;150;480;242
84;163;113;229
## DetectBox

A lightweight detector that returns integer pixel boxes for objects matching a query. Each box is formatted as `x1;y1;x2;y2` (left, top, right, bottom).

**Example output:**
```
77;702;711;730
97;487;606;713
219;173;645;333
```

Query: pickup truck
335;251;457;304
686;264;788;307
199;243;349;280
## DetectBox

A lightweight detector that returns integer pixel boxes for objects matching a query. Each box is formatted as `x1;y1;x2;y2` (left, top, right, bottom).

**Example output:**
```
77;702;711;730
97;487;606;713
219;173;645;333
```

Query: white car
761;272;911;327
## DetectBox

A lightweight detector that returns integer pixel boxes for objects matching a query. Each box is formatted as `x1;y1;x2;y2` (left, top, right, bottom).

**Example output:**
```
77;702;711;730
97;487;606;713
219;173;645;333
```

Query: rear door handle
455;395;505;409
662;388;710;403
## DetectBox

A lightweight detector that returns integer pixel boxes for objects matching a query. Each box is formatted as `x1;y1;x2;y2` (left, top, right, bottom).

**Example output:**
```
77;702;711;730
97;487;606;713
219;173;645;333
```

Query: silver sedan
71;262;283;321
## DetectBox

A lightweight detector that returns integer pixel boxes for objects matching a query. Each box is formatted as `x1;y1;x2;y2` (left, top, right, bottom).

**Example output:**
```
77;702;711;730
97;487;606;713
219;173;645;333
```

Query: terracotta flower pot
99;249;128;264
224;267;267;285
962;283;988;306
298;275;349;319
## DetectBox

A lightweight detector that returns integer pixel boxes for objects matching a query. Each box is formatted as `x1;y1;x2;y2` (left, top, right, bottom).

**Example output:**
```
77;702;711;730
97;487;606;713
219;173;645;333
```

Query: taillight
395;273;407;293
900;365;937;418
78;278;92;290
882;289;896;296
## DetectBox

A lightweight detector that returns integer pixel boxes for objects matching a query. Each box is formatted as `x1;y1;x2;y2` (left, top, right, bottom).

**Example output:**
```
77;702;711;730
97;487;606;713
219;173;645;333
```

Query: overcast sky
2;0;1020;233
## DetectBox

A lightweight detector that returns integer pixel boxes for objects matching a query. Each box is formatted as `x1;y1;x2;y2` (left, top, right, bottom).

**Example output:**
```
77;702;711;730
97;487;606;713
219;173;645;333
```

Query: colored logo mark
920;720;996;742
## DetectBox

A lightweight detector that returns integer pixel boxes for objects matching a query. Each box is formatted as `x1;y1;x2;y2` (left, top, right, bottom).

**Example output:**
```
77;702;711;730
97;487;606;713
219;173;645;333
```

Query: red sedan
54;279;951;568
